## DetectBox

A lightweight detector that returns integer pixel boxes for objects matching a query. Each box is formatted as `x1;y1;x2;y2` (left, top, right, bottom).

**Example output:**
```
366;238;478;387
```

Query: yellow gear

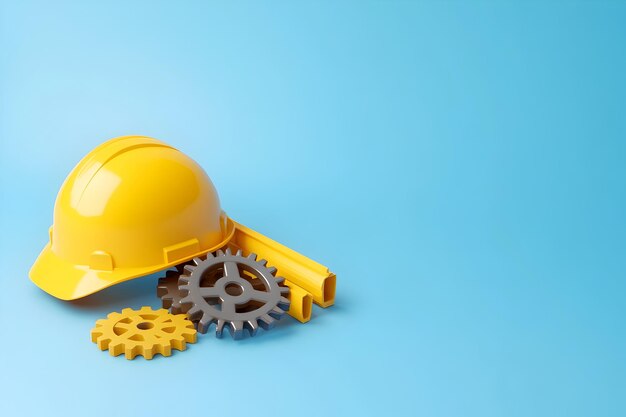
29;135;235;300
91;306;197;360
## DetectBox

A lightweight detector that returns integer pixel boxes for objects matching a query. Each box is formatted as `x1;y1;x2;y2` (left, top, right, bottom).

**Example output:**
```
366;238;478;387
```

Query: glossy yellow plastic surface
30;136;235;300
284;281;313;323
229;221;336;308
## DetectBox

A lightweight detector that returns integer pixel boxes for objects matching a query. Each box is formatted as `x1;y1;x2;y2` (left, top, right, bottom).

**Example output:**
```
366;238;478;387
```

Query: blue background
1;1;624;416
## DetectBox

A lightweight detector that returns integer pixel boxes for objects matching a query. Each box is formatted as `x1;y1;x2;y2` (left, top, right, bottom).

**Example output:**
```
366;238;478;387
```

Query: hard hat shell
29;136;235;300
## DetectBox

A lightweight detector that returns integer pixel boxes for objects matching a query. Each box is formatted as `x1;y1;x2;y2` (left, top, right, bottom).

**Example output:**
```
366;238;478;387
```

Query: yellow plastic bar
284;281;313;323
230;221;336;308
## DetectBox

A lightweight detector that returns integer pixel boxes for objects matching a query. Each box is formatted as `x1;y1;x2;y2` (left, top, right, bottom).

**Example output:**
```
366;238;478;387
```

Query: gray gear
179;248;290;339
156;269;187;314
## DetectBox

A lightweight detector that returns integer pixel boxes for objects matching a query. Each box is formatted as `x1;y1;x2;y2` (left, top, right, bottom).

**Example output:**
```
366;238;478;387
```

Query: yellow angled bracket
284;281;313;323
228;221;336;308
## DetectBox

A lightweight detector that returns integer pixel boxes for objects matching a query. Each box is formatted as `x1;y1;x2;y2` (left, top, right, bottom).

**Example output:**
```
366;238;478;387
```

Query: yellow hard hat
30;135;235;300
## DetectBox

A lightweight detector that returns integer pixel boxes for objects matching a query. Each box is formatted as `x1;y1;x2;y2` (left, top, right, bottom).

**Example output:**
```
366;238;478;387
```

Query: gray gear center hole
225;283;244;296
199;261;270;314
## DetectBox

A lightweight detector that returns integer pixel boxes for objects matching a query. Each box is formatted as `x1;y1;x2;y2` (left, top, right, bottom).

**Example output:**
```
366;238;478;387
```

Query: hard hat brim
29;218;236;301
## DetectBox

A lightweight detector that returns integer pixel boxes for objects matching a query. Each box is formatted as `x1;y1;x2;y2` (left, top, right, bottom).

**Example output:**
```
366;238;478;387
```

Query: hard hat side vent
163;238;201;264
90;251;114;271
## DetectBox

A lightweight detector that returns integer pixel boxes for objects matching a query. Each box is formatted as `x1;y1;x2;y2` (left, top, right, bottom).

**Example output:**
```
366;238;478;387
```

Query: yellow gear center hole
225;283;244;296
137;321;155;330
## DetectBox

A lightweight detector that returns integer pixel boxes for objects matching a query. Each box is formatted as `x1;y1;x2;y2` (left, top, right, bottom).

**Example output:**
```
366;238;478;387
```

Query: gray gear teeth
161;248;290;339
156;269;187;314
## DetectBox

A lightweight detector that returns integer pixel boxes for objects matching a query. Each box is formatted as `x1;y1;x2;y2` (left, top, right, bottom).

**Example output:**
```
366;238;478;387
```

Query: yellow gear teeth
91;306;197;360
